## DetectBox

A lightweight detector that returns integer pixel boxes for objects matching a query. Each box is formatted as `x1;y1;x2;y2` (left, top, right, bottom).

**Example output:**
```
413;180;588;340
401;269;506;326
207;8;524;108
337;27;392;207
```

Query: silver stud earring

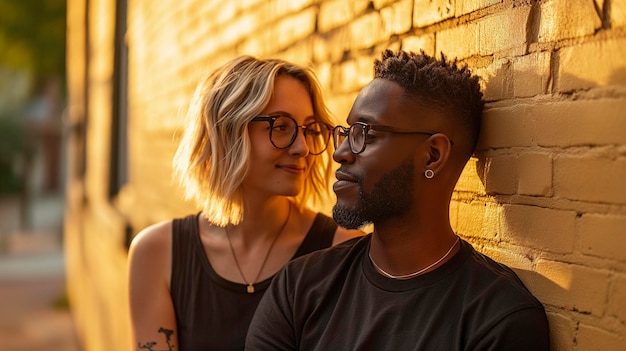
424;169;434;179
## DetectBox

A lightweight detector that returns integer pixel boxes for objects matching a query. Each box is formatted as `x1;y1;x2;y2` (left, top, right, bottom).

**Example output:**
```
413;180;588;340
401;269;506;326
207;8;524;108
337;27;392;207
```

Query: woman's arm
128;221;179;351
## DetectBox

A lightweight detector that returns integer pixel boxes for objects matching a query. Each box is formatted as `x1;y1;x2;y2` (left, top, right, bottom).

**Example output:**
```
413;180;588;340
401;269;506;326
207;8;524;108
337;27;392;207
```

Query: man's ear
424;133;453;176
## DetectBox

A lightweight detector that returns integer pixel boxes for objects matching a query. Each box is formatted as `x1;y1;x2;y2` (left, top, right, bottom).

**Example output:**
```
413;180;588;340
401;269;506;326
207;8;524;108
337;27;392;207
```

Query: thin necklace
225;202;291;293
369;236;460;280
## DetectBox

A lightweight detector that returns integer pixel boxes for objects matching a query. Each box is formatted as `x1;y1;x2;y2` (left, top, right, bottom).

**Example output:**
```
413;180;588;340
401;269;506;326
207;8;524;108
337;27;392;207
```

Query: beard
333;159;414;229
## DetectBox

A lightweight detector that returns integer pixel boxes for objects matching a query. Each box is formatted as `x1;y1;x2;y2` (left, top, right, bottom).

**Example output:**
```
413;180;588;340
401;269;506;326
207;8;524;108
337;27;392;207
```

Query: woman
127;55;361;350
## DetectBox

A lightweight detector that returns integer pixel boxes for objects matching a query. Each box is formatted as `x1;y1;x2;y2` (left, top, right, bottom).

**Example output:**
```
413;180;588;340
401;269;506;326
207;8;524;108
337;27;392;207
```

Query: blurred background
0;0;79;349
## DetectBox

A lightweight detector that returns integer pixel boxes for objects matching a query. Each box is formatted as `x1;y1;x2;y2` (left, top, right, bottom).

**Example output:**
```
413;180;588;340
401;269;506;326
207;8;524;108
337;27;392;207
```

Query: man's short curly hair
374;50;484;150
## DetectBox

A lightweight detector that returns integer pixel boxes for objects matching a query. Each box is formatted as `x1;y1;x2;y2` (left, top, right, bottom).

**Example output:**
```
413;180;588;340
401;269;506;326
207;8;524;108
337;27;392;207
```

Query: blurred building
65;1;626;350
1;68;64;229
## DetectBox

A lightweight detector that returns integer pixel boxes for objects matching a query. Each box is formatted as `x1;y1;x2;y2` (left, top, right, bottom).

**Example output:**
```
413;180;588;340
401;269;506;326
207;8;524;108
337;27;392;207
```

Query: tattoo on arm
138;327;175;351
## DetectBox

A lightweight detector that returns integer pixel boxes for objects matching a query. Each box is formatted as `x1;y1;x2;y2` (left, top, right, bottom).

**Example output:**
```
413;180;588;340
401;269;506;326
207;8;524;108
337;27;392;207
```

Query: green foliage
0;0;66;94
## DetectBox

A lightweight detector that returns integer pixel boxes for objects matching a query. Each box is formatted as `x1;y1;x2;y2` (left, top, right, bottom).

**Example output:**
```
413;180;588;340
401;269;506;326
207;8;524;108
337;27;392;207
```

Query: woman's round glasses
251;115;332;155
333;122;452;155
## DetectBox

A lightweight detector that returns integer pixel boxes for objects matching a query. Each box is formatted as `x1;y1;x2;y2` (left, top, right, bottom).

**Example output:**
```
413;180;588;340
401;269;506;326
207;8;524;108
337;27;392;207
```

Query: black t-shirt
170;213;338;351
246;234;550;351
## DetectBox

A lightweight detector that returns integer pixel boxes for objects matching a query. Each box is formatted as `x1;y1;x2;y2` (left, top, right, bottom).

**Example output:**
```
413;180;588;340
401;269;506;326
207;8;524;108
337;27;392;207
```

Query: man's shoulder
458;243;549;348
461;242;544;309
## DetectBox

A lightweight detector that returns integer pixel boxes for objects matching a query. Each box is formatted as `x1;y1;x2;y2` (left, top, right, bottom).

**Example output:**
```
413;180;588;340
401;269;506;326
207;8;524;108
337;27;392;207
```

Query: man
245;50;550;350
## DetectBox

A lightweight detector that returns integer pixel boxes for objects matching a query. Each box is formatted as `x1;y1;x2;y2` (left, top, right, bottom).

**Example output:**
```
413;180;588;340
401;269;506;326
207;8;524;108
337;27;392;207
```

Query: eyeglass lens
350;124;366;153
270;115;330;155
333;124;366;154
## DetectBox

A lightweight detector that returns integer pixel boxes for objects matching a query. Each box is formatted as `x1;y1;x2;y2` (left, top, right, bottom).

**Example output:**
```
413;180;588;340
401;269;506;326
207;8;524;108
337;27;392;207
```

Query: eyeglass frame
250;114;333;155
332;121;454;155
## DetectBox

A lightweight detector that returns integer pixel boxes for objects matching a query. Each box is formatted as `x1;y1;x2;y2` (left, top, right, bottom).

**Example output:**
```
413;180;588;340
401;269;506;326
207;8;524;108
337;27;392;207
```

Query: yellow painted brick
240;28;277;55
314;62;332;93
500;204;576;253
479;7;530;56
478;244;535;274
484;154;518;195
274;0;316;13
327;92;359;125
219;11;266;48
380;0;413;36
454;157;486;194
579;215;626;262
613;0;626;28
280;45;315;68
401;34;435;56
456;0;500;15
372;0;396;9
312;27;352;62
212;1;237;24
479;104;536;148
482;202;500;238
89;3;115;79
349;12;386;49
473;58;514;101
558;38;626;91
318;4;349;32
609;275;626;324
535;260;609;316
532;99;626;146
437;23;480;60
512;51;551;97
454;201;487;238
545;312;576;351
312;35;331;62
538;0;601;42
275;8;317;49
413;0;454;28
555;156;626;205
518;152;553;196
240;0;265;9
577;324;626;351
318;0;371;32
333;55;375;93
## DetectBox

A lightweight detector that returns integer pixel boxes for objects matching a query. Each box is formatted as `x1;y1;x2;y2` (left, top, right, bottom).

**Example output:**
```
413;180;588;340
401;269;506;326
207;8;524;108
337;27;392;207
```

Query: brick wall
65;0;626;350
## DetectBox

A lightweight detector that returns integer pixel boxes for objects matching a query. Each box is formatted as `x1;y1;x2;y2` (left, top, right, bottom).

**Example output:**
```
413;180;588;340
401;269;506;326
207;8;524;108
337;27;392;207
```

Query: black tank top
170;212;337;351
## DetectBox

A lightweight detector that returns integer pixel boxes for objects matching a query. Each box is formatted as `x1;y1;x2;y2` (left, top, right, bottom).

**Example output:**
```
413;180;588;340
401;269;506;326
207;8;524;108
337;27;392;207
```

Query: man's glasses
333;122;452;155
251;115;332;155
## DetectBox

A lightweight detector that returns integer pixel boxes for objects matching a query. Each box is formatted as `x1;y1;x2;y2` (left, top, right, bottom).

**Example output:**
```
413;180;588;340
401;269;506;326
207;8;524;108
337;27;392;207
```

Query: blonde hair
173;56;335;226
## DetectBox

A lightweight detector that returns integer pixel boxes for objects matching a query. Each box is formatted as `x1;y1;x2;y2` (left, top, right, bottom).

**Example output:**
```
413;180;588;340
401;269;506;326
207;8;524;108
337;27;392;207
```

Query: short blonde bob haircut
173;55;335;226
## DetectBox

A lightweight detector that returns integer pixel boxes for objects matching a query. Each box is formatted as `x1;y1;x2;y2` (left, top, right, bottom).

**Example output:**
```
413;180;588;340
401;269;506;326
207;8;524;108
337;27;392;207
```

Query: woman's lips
278;165;305;175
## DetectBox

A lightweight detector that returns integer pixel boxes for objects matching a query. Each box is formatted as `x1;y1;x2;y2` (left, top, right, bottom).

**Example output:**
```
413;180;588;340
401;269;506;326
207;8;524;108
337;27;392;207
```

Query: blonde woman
128;56;361;350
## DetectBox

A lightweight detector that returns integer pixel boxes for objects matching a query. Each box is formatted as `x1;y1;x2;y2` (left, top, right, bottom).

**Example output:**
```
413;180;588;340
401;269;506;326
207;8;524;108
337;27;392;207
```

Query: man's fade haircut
173;55;335;226
374;49;484;154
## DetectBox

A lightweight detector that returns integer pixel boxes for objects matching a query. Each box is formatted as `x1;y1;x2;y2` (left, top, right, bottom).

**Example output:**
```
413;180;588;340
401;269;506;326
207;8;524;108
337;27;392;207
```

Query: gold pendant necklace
225;202;291;293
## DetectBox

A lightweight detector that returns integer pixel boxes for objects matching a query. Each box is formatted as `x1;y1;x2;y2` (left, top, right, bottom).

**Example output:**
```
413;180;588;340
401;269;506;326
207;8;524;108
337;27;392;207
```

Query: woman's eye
273;123;290;132
305;129;321;137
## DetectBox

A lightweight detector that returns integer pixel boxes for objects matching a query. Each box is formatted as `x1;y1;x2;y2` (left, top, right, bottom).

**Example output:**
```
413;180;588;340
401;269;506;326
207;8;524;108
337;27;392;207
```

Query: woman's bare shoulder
128;220;174;257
